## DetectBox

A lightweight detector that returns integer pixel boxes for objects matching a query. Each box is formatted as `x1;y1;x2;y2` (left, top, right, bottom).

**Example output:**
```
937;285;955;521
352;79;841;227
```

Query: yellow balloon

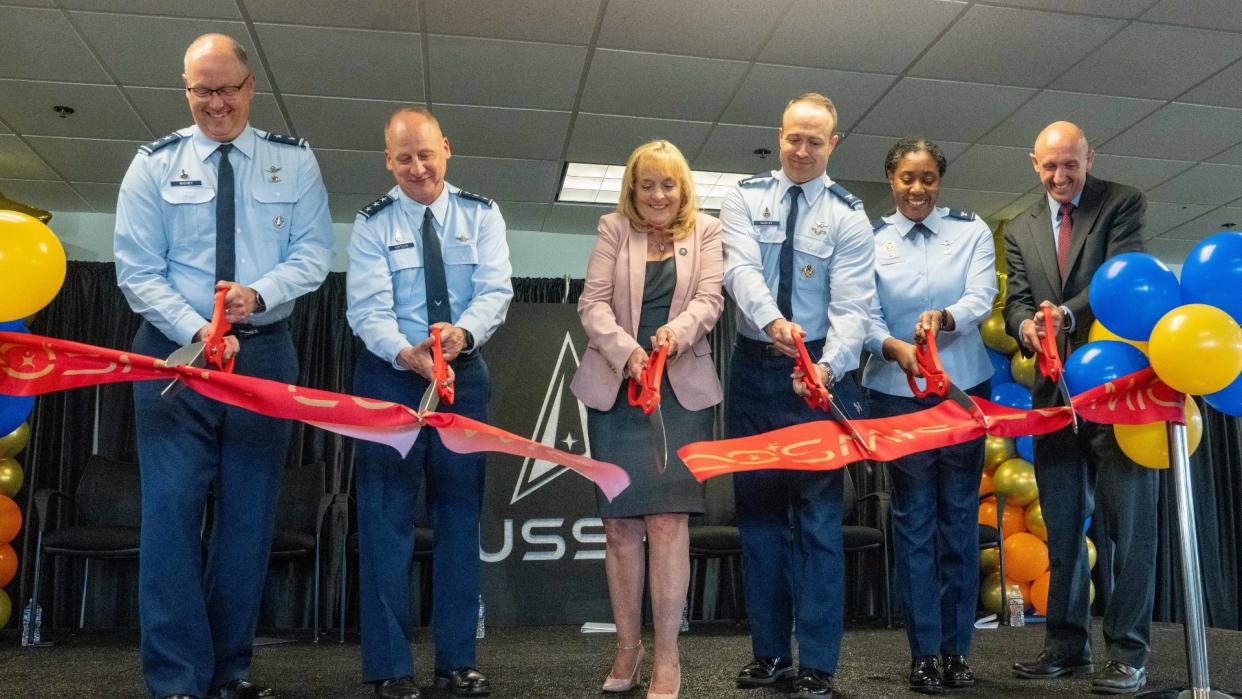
994;271;1008;311
980;572;1026;615
981;310;1019;355
980;546;1000;574
984;436;1016;472
1011;351;1037;388
1086;536;1097;570
0;587;9;629
1114;397;1203;469
993;458;1039;507
0;458;21;498
0;422;29;460
0;210;67;321
1149;304;1242;395
1025;500;1048;540
1088;320;1147;355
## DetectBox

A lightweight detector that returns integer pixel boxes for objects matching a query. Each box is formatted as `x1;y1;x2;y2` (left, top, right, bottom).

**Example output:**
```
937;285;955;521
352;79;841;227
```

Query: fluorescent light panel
558;162;755;210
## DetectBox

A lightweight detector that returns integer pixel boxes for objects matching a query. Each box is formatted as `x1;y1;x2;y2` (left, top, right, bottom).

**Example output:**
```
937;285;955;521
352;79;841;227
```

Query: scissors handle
1037;312;1064;382
793;334;830;412
430;326;455;405
907;327;950;398
627;342;669;415
204;288;235;373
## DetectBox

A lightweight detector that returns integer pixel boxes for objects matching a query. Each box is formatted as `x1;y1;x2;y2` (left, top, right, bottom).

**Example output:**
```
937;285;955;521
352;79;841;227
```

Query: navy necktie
776;185;803;320
911;222;932;238
422;208;451;325
215;143;235;283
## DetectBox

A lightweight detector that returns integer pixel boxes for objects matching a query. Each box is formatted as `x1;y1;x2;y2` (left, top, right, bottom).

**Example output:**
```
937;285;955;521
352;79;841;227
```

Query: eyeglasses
186;74;252;99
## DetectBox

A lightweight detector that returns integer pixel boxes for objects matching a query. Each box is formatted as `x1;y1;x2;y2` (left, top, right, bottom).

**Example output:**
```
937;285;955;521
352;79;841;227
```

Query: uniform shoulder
737;170;774;187
260;131;309;148
453;189;495;208
871;217;889;232
138;131;184;155
358;194;396;220
944;208;976;221
827;182;865;211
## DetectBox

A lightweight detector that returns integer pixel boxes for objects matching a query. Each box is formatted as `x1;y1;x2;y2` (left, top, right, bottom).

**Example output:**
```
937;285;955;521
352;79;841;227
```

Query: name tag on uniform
169;180;203;187
752;220;780;226
388;242;415;251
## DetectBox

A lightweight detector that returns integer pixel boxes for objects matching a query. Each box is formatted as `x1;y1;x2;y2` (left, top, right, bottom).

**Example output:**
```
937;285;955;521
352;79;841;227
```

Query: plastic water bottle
21;599;42;646
1008;595;1025;627
475;594;485;640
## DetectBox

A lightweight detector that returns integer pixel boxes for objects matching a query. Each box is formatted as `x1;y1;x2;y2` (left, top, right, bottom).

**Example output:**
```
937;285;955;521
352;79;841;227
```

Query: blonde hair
617;140;698;241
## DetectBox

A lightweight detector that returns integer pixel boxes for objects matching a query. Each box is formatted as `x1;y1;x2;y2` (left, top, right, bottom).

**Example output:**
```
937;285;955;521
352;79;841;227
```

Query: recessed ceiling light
557;161;754;211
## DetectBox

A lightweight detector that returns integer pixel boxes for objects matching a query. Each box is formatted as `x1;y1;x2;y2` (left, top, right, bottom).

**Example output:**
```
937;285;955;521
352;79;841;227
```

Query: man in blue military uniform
346;107;512;699
721;92;875;699
114;33;333;699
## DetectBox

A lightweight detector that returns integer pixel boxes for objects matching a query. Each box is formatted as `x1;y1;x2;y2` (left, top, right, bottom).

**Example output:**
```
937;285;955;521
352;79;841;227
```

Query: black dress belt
735;334;825;357
229;321;289;338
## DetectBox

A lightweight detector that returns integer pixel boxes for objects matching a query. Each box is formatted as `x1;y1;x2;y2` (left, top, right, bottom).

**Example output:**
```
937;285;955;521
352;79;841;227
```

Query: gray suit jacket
1002;174;1146;407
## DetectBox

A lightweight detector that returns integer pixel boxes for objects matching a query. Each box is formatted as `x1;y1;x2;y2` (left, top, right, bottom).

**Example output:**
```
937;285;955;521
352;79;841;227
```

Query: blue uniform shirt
863;207;997;396
721;169;876;380
114;124;334;346
346;183;513;368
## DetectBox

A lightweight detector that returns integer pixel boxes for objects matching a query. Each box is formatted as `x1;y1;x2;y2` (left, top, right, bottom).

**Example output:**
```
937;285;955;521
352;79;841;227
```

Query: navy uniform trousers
866;380;989;659
1035;421;1157;668
132;321;296;699
352;348;490;683
727;337;865;674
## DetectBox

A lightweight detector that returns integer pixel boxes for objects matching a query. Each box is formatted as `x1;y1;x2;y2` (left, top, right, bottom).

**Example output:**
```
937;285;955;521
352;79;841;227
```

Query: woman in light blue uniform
863;137;997;694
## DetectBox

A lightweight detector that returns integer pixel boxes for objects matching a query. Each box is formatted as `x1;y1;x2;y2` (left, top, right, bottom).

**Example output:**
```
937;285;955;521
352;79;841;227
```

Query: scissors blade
1056;377;1079;433
160;342;206;399
828;398;871;456
946;383;988;425
417;381;440;417
649;404;668;473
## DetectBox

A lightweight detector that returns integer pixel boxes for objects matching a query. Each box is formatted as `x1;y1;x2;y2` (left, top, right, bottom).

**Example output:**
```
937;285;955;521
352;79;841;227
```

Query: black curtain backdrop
6;262;1241;632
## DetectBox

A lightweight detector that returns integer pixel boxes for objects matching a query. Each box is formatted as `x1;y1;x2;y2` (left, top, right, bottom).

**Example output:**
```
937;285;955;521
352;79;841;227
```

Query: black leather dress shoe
736;656;795;687
941;655;975;688
790;668;835;698
215;679;275;699
374;676;420;699
433;667;491;696
908;656;943;694
1091;661;1146;694
1013;650;1094;679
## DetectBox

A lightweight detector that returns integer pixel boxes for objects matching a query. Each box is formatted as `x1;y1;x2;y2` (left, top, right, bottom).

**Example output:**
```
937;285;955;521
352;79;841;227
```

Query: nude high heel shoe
603;642;645;693
646;664;680;699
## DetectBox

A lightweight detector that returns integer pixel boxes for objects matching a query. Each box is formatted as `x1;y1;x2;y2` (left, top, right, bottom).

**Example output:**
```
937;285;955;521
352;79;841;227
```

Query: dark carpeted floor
1;620;1240;698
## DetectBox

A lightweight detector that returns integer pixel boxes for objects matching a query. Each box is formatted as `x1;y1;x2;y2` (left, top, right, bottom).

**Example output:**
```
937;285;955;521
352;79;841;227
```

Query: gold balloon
993;458;1039;507
0;422;29;460
981;310;1019;355
994;272;1008;311
981;571;1027;615
0;459;21;498
0;587;9;630
1115;397;1203;469
1025;500;1047;540
980;546;1000;574
984;436;1016;472
1088;320;1147;355
1010;351;1037;388
1086;536;1097;570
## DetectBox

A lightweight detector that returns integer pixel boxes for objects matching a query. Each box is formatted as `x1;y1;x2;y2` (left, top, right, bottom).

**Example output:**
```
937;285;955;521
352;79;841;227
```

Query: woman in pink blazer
570;140;724;699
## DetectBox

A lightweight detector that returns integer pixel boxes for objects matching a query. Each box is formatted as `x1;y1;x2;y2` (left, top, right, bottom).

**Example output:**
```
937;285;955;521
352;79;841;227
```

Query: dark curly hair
883;137;947;180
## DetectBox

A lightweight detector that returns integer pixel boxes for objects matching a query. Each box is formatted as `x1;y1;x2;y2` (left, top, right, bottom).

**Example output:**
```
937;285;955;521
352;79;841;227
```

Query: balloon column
0;209;67;629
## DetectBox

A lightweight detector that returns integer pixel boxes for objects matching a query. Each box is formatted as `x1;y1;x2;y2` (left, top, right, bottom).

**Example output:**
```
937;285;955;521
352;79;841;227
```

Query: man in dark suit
1003;121;1156;695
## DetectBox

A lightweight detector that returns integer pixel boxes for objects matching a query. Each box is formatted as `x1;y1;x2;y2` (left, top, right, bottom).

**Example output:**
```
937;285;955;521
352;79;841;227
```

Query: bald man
1002;121;1154;695
115;33;333;699
346;107;512;699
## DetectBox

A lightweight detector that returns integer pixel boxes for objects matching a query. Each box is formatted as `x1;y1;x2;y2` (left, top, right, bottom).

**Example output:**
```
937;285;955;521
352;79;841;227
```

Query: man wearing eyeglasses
114;33;333;699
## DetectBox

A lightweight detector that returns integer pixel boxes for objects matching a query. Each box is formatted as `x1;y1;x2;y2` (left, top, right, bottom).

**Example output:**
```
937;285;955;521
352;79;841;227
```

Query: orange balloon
1030;571;1051;616
1003;531;1050;582
0;495;20;543
0;543;15;586
979;498;1028;537
979;471;995;498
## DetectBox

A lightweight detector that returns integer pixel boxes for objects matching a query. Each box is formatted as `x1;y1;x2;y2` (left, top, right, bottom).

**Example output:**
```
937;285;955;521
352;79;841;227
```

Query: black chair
842;467;893;626
687;476;743;622
978;490;1012;622
268;461;334;640
26;454;141;642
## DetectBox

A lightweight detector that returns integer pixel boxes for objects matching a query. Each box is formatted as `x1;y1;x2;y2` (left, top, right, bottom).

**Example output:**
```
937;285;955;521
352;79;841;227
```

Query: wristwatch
252;290;266;314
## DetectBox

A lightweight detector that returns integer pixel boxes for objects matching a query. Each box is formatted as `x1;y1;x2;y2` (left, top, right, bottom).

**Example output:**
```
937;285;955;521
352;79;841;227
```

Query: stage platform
1;620;1239;697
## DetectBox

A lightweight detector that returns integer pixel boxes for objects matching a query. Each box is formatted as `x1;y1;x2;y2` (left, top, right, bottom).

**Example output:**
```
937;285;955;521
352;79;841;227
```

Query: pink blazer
570;212;725;412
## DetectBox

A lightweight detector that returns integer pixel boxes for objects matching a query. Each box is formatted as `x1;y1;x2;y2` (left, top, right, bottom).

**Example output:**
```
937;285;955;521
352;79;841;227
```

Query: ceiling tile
0;122;10;134
0;178;89;210
256;24;420;101
0;135;57;179
542;202;612;235
1100;102;1242;161
943;145;1039;193
428;36;585;110
0;80;152;139
69;181;121;212
834;179;894;219
494;201;549;232
1;0;55;6
424;0;601;44
567;113;711;165
692;124;778;173
1140;0;1242;32
1089;154;1192;192
1159;209;1241;244
1141;201;1217;238
599;0;792;60
69;12;253;89
310;148;391;195
1179;61;1242;110
1146;163;1242;206
721;64;895;130
992;189;1043;221
1050;23;1242;100
829;133;968;183
937;188;1028;220
1208;141;1242;166
127;87;286;139
328;192;380;223
1144;236;1199;264
973;0;1150;18
25;136;144;182
980;90;1162;147
60;1;240;19
911;5;1122;87
0;7;109;83
281;95;405;150
580;49;748;121
853;78;1035;142
434;105;570;161
243;0;418;30
760;0;964;74
449;156;561;202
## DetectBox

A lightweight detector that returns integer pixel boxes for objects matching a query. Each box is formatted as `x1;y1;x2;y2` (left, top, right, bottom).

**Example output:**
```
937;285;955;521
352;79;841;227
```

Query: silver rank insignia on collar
801;264;814;278
273;215;285;229
811;221;828;236
883;241;897;257
179;169;189;180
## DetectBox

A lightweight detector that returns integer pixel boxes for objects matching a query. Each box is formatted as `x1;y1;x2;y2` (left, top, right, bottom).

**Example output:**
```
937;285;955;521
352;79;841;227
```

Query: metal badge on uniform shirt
883;241;898;258
394;232;403;243
762;206;771;219
456;234;469;242
941;239;954;255
266;165;282;183
811;221;828;236
801;264;814;278
273;215;285;229
179;169;189;180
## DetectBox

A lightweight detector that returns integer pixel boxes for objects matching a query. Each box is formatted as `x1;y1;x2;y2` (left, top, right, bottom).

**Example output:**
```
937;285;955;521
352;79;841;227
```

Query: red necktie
1057;202;1073;278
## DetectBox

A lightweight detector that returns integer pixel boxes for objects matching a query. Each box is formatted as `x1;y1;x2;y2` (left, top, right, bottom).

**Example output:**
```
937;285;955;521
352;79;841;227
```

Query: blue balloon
1089;252;1181;341
0;320;26;332
1182;231;1242;325
0;394;33;436
991;382;1032;410
1083;516;1092;533
1205;370;1242;417
987;349;1013;385
1063;340;1150;396
1016;435;1034;462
